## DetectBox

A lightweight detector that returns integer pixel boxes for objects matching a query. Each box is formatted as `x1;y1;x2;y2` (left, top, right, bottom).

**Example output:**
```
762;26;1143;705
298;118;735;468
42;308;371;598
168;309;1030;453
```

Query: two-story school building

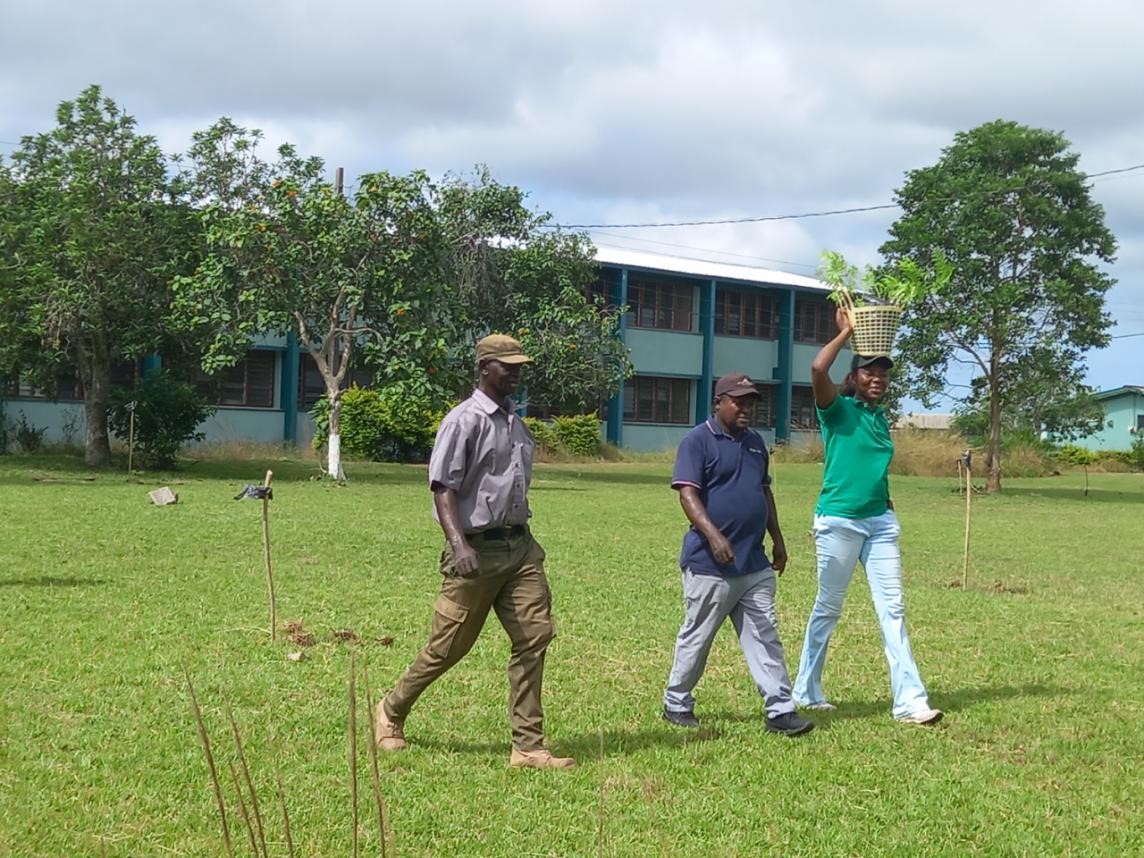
3;248;845;454
593;247;845;452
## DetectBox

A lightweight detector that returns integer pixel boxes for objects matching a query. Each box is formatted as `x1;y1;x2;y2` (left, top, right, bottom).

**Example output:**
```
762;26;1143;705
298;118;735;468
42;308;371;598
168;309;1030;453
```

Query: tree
879;120;1116;492
0;86;192;466
175;121;449;480
430;169;632;413
952;350;1105;444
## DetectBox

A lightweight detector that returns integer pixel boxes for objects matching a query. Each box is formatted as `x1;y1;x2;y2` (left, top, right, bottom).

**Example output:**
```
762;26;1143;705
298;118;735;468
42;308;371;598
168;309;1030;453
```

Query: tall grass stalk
362;660;390;858
596;729;606;858
226;703;268;858
184;666;234;858
348;650;360;858
274;763;295;858
228;759;260;858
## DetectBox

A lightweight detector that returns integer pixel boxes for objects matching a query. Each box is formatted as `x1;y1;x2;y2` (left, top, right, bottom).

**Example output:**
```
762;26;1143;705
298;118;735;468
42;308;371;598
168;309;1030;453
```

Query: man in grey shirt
375;334;575;769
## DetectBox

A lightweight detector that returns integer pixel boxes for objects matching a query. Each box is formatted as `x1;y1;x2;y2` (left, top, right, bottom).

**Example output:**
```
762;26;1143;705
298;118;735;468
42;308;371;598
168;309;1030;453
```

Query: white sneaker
799;701;837;711
898;708;943;726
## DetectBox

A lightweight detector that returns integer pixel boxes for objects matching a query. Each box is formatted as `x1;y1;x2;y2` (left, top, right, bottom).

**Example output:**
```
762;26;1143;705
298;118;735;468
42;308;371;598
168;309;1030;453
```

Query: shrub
108;371;215;469
1130;434;1144;472
311;385;446;463
13;411;48;453
1054;444;1097;468
522;417;561;456
551;414;601;457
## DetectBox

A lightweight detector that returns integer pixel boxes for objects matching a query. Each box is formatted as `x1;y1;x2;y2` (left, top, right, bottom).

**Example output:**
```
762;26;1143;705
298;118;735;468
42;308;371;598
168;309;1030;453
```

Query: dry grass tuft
190;440;318;463
771;439;824;464
282;619;316;647
889;430;972;477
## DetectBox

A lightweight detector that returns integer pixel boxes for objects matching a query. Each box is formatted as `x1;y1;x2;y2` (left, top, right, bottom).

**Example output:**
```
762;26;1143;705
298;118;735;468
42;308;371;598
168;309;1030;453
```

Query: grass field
1;454;1141;857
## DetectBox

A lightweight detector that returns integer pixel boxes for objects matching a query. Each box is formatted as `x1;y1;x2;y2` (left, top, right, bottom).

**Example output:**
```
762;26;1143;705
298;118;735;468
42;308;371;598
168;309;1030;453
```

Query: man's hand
450;540;480;578
771;538;788;575
708;531;735;566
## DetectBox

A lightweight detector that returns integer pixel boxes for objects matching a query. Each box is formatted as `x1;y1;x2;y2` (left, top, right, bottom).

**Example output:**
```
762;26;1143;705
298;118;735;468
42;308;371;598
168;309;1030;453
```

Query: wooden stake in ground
348;650;360;858
261;470;277;642
127;401;136;475
961;450;972;589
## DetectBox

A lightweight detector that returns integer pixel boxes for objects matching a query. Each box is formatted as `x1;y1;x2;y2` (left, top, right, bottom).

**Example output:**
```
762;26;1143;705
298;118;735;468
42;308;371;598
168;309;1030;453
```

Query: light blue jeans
793;511;931;719
664;567;796;718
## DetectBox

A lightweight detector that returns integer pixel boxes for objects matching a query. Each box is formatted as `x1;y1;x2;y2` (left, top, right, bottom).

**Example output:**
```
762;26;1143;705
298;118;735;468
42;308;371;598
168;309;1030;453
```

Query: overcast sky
2;0;1142;405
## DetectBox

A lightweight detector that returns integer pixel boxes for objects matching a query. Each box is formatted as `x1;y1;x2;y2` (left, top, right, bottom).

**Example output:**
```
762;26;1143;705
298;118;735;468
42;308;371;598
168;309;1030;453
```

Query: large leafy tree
880;120;1116;492
952;348;1105;444
0;86;192;466
175;121;447;480
432;169;632;413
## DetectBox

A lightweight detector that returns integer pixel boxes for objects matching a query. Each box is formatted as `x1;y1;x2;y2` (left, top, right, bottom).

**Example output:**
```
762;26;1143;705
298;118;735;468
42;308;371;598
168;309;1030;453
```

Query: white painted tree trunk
327;432;345;481
326;394;346;481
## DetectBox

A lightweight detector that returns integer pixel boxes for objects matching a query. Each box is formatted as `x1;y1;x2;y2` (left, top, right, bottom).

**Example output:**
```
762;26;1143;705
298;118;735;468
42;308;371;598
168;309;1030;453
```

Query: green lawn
1;455;1141;857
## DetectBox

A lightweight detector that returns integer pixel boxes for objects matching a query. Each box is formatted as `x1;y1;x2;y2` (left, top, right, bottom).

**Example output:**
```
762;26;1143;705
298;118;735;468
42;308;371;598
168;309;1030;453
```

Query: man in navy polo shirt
662;372;813;736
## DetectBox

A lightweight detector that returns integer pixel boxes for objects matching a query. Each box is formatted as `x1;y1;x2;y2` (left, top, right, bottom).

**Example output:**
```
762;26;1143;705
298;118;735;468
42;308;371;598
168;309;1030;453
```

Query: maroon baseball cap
714;372;759;398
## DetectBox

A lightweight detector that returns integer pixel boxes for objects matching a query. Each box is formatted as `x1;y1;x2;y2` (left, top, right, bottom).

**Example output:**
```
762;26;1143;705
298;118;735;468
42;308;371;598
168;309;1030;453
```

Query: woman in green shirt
792;307;943;725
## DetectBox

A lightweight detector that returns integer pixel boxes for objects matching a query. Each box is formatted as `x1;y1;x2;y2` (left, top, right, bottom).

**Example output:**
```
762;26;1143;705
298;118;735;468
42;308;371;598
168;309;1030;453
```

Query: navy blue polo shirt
671;418;772;576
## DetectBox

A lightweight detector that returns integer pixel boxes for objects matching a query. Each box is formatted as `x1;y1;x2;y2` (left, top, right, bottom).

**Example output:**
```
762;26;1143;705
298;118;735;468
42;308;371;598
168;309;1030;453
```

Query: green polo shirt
815;395;893;519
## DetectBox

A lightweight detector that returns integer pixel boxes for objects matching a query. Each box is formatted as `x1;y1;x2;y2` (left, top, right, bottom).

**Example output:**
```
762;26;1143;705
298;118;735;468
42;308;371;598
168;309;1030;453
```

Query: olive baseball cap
714;372;759;398
475;334;532;365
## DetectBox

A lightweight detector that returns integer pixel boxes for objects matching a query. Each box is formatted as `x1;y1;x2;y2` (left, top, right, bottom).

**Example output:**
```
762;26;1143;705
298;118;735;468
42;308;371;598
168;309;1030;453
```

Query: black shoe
663;708;700;729
766;711;814;736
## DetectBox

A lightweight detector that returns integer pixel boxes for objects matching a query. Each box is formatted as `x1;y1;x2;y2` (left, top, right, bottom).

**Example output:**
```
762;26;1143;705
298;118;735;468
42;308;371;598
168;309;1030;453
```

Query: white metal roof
593;246;829;293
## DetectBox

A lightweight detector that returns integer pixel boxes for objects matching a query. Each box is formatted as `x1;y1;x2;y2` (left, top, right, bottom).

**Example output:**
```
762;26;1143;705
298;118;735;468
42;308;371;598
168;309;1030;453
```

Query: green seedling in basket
818;249;952;312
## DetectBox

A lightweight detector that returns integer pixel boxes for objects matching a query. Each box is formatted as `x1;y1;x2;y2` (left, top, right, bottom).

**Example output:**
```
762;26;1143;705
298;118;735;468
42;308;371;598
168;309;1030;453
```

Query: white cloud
2;0;1141;388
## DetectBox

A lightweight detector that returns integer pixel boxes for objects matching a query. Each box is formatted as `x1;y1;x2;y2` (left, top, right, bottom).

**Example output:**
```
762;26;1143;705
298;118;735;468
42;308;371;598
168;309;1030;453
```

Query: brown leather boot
374;697;407;751
509;747;576;769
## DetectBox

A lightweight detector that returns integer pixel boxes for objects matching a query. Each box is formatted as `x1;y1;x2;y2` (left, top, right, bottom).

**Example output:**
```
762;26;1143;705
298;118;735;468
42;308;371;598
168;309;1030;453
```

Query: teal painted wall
623;423;691;453
195;409;285;444
2;400;85;446
626;329;704;375
250;332;290;348
713;337;778;379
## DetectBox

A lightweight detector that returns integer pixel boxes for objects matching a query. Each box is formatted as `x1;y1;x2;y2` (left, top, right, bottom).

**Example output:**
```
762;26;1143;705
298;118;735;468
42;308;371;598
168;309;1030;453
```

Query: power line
552;202;899;230
543;162;1144;231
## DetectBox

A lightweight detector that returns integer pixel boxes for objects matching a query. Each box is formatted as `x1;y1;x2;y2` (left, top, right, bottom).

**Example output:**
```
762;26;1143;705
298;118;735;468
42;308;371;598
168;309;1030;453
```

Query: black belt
469;525;527;540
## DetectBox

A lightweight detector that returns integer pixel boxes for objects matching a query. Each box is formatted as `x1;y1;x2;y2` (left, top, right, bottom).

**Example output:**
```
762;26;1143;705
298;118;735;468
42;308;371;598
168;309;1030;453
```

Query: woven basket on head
848;305;902;356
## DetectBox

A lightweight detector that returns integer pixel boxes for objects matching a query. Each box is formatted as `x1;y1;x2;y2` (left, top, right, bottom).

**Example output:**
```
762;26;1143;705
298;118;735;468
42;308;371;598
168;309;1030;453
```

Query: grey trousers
664;567;796;718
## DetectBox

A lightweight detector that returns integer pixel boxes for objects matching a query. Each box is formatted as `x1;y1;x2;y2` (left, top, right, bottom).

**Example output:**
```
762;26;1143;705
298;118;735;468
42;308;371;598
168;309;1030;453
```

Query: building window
626;275;695;332
4;360;138;401
196;350;276;408
795;296;838;344
298;354;373;409
623;376;692;424
1137;414;1144;432
715;289;777;339
587;268;619;309
791;385;819;430
5;372;82;401
708;380;776;427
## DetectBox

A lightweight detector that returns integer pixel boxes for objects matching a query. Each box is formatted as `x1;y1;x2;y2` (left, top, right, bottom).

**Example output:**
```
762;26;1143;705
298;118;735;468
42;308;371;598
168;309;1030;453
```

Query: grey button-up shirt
428;388;534;531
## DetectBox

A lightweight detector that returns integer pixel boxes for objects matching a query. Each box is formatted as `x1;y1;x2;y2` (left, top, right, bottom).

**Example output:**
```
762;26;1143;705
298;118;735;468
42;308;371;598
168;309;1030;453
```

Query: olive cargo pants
384;530;556;751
